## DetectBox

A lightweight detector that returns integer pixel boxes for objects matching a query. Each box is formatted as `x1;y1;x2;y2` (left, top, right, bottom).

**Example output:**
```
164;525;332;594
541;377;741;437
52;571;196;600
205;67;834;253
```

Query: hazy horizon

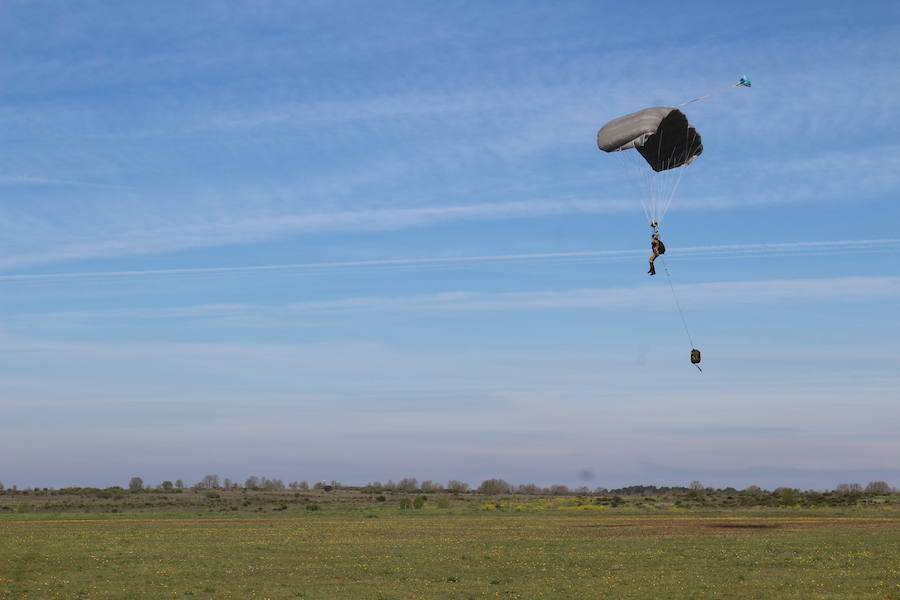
2;1;899;491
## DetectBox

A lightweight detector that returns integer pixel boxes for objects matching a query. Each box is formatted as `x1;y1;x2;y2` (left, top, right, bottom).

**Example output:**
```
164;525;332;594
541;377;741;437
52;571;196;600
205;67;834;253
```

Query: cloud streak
5;274;898;326
283;275;900;313
2;237;896;281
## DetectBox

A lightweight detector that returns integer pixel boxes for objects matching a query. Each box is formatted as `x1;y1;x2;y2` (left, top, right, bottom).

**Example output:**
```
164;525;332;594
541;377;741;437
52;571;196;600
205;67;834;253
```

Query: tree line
1;477;895;497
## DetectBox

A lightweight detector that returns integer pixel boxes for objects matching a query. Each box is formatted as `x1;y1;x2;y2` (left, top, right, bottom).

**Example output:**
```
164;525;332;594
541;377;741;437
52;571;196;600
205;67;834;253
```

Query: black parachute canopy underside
597;107;703;172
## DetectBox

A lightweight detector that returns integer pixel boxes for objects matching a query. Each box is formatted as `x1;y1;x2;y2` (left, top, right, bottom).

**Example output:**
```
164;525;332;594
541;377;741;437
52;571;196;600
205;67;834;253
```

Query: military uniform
648;233;660;275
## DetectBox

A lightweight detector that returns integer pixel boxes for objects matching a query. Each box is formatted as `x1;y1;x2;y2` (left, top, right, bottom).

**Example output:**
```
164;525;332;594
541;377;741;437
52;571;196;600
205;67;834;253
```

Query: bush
413;496;426;509
305;503;320;511
399;498;412;509
436;498;451;509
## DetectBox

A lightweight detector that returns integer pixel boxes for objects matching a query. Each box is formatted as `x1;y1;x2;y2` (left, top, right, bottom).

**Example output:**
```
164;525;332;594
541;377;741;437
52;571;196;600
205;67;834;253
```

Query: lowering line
677;74;751;107
660;257;702;373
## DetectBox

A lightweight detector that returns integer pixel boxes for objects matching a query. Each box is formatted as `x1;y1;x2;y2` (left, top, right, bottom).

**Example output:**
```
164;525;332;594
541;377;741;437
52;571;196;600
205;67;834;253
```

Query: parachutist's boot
648;264;656;276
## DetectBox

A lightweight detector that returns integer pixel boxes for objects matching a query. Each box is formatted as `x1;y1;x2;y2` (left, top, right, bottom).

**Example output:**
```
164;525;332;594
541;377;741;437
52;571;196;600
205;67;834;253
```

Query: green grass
2;509;898;599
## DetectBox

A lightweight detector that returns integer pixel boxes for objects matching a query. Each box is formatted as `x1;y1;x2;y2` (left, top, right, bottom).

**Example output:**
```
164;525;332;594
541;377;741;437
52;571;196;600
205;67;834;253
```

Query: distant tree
478;479;511;495
549;484;570;496
201;474;220;489
298;481;309;491
384;480;397;490
128;477;144;491
836;483;862;493
367;481;383;490
574;486;591;495
0;482;5;491
447;480;469;493
244;476;260;489
160;481;173;491
397;478;418;492
593;486;609;495
175;479;184;489
743;485;762;494
420;480;441;492
865;481;892;494
689;480;704;492
517;483;541;495
777;487;799;506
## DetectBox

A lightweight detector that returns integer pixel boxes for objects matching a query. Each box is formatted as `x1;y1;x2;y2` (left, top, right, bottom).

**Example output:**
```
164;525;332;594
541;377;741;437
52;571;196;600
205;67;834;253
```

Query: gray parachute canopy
597;107;702;172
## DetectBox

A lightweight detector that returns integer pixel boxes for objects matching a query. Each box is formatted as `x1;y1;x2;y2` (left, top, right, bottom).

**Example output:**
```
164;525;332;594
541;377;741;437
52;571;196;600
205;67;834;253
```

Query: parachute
597;107;702;172
597;107;702;226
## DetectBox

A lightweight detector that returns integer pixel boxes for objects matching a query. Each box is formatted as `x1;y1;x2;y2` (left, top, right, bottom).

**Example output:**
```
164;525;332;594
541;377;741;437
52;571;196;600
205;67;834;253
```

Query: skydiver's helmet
652;232;660;239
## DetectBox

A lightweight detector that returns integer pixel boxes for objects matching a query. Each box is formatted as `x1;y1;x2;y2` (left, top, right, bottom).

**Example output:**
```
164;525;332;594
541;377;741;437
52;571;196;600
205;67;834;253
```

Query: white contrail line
0;238;898;282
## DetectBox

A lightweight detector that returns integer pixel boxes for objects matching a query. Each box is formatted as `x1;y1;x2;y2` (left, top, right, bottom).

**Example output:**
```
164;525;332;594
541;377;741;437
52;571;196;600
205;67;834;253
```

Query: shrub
413;496;426;509
399;498;412;509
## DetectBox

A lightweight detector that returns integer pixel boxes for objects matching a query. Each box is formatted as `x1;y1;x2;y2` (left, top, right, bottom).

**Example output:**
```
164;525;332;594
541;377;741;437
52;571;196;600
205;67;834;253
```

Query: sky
1;0;899;491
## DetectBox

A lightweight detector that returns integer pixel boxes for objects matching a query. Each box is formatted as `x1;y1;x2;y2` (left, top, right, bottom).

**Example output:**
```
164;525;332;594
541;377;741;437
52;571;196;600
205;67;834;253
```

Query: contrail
0;238;898;282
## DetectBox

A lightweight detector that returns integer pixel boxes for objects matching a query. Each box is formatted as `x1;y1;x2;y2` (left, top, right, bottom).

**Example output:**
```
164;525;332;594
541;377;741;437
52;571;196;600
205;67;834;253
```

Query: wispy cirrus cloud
1;237;897;282
279;275;900;313
4;274;898;328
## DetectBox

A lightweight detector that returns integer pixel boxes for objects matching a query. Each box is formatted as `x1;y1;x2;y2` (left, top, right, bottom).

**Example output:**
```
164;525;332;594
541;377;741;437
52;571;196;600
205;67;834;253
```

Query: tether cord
676;82;742;107
660;257;702;372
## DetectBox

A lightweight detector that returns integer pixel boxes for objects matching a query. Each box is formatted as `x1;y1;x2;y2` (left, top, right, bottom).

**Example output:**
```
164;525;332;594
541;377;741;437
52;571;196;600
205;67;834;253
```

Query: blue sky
1;1;898;490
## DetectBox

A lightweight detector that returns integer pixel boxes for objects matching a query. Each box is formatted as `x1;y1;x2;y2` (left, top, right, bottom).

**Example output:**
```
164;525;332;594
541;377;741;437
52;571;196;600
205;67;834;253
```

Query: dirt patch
709;523;782;530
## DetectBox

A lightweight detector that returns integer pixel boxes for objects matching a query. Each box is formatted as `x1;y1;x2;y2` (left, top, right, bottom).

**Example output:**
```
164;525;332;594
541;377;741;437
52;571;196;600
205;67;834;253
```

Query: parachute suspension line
657;138;686;224
660;257;701;372
614;148;655;227
659;160;686;224
657;125;695;223
676;75;751;108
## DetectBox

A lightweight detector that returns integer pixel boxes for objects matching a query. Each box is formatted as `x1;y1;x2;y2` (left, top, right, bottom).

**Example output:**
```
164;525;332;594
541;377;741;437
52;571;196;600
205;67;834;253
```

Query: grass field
2;505;899;599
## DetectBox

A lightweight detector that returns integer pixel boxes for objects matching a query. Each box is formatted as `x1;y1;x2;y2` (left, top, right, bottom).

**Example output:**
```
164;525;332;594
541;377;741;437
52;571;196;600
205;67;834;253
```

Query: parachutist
648;231;664;275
